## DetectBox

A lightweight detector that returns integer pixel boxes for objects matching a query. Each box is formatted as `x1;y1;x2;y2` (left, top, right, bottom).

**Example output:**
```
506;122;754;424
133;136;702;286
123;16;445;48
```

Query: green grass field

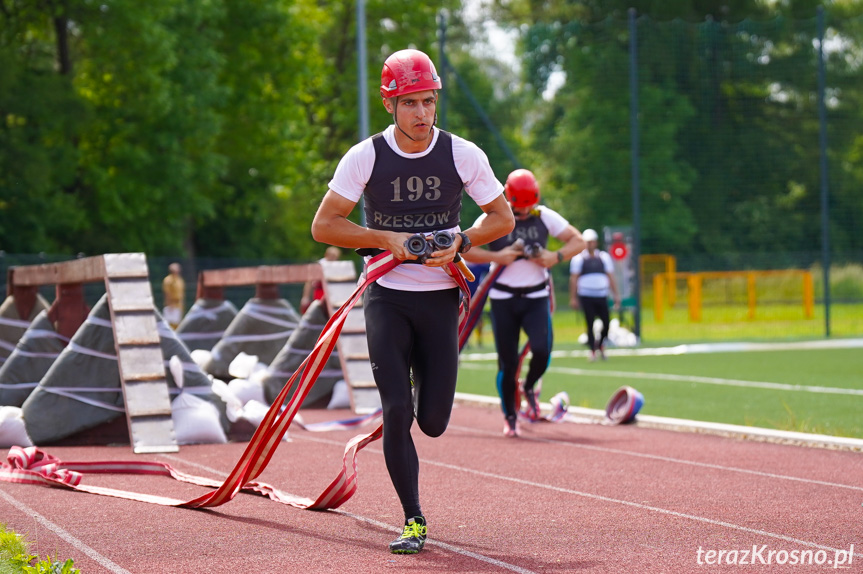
546;301;863;345
457;344;863;439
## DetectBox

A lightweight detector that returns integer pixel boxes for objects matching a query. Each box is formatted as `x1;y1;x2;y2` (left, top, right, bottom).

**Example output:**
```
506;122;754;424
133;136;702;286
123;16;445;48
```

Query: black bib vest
580;253;606;275
487;210;549;252
488;211;550;295
364;131;463;233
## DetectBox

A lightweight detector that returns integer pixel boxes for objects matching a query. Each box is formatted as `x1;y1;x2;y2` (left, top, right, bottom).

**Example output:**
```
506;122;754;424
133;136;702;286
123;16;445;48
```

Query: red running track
1;402;862;573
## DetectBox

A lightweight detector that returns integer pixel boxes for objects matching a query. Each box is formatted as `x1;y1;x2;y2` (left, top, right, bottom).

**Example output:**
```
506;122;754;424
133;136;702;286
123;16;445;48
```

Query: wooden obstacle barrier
8;253;177;453
196;260;380;414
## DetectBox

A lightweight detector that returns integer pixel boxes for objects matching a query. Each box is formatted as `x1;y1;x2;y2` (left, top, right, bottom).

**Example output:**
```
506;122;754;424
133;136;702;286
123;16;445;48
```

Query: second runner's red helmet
504;169;540;209
380;49;442;98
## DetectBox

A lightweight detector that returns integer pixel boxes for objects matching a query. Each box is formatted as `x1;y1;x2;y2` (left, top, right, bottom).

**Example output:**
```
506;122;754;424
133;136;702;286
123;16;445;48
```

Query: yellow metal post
667;255;677;307
747;272;757;320
653;273;665;322
688;274;702;322
803;271;814;318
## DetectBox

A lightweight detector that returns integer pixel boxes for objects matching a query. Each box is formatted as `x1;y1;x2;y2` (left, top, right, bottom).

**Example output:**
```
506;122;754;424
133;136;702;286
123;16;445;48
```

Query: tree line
489;0;863;262
0;0;461;261
2;0;861;265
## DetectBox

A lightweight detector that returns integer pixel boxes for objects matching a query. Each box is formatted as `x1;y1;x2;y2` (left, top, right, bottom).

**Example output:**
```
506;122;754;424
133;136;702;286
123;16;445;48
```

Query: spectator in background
300;246;342;314
162;262;185;329
569;229;620;361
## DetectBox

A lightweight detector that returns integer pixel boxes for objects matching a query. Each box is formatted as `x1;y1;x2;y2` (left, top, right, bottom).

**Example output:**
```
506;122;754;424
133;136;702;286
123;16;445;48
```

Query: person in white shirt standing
569;229;621;361
463;169;584;437
311;49;513;554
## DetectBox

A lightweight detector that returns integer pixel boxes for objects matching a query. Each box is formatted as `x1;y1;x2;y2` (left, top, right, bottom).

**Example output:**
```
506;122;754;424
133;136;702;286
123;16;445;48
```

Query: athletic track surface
1;402;861;573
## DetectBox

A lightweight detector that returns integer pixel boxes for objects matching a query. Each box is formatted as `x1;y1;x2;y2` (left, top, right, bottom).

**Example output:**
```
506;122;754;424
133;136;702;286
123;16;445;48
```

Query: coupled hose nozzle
403;231;475;281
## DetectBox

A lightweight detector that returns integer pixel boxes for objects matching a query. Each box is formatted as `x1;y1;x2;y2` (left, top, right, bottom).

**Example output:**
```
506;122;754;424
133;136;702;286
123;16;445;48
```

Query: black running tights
489;296;552;419
579;295;610;351
364;283;460;520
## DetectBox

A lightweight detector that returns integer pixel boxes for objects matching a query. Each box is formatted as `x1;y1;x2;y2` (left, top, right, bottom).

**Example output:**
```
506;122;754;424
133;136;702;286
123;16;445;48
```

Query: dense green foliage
0;0;457;260
1;1;861;265
490;0;863;261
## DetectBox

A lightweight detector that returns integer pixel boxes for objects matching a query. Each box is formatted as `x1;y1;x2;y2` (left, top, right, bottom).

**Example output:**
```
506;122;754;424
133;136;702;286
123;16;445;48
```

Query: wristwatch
457;232;472;254
557;251;564;263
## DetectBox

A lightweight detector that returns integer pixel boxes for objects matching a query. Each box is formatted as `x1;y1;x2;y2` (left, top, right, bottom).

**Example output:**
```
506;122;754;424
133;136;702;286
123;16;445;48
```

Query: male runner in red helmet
462;169;585;437
312;49;513;554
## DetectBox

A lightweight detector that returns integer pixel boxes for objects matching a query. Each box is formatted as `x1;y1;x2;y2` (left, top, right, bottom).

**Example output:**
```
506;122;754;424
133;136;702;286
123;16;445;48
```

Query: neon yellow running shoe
389;516;427;554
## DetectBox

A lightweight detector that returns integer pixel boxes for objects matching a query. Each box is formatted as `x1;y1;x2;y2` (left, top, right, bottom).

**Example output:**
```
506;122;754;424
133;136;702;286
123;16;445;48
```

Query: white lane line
448;424;863;492
419;457;863;559
461;337;863;362
159;454;537;574
293;434;862;559
552;366;863;396
460;361;863;396
335;510;537;574
0;487;133;574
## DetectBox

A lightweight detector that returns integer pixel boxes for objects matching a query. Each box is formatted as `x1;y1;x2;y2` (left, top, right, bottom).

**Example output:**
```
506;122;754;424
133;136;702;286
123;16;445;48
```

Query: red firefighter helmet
504;169;540;208
380;49;442;99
